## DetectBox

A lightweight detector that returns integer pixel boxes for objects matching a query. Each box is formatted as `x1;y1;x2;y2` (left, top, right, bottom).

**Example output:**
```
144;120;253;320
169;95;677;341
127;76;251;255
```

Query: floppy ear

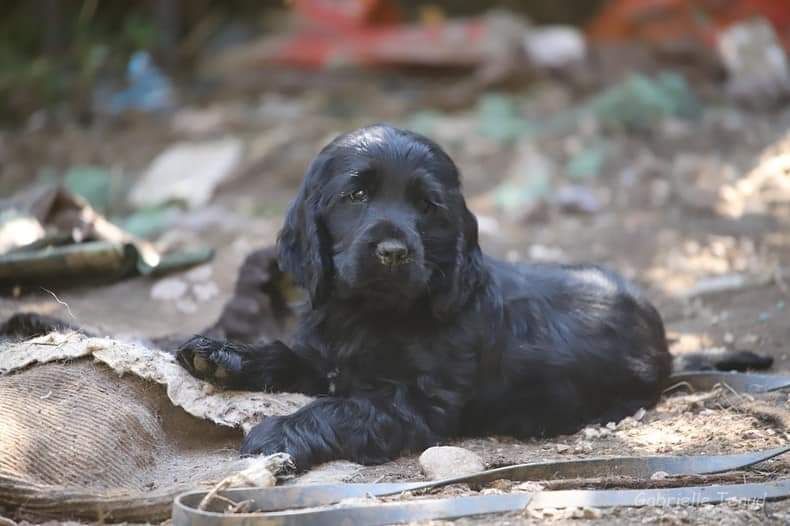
430;200;484;320
277;155;332;305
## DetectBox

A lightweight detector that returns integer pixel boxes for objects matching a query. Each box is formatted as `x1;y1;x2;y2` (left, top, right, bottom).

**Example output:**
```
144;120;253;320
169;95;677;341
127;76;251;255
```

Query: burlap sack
0;333;312;522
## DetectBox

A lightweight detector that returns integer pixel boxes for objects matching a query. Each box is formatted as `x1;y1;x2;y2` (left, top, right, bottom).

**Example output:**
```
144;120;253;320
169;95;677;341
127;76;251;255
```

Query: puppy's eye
348;189;368;202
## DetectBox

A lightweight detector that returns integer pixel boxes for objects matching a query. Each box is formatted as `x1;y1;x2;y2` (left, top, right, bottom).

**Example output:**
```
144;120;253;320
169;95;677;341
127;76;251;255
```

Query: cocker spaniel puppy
174;124;709;469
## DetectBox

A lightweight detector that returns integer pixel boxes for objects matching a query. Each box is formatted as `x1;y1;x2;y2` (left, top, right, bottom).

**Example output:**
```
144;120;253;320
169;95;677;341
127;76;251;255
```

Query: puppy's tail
672;348;773;373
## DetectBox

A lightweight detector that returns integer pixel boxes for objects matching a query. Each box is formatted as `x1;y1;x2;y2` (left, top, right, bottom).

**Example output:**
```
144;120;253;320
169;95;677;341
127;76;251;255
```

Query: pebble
555;443;571;453
193;281;220;302
150;278;188;301
419;446;485;480
583;427;600;439
571;507;603;519
651;471;669;481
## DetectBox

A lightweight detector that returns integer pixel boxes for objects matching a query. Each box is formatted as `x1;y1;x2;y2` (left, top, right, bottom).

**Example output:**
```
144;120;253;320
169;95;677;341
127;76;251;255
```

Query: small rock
651;471;669;481
571;507;603;519
193;281;220;302
151;278;188;301
523;26;586;69
717;18;790;107
618;416;636;428
582;427;600;439
574;441;593;454
419;446;485;480
606;421;617;430
633;408;647;421
555;443;571;453
489;479;513;491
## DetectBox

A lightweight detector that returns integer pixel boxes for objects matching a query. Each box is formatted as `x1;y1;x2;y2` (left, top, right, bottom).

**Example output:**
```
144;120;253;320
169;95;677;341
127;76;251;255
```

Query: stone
418;446;485;480
193;281;220;302
555;443;571;453
150;278;188;301
582;427;600;439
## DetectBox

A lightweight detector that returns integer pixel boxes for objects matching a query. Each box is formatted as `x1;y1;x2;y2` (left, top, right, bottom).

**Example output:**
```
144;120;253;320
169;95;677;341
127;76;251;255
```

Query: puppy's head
278;124;482;317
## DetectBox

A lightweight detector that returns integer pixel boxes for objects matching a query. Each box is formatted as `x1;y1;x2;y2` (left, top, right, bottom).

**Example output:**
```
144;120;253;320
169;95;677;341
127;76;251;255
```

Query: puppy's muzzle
375;239;410;266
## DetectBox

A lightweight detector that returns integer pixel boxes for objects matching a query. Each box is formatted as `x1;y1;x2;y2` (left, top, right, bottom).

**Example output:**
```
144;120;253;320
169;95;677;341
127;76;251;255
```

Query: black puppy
176;124;674;469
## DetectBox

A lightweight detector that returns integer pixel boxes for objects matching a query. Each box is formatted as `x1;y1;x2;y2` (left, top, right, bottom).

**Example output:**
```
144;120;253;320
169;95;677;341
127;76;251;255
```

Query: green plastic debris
143;247;215;276
566;143;609;179
64;166;114;212
492;144;554;220
587;72;699;132
476;93;535;143
0;241;138;284
405;110;446;137
119;206;179;239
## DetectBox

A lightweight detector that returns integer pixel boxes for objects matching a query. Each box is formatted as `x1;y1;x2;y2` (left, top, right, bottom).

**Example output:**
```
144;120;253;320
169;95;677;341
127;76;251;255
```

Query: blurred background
1;1;789;369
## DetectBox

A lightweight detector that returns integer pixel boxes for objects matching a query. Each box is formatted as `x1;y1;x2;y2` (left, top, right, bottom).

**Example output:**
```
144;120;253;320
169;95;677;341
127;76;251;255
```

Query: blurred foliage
0;0;604;123
0;0;278;121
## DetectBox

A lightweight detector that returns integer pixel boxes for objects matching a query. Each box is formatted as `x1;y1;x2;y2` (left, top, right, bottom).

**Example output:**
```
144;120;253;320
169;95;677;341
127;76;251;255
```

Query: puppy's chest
318;332;427;395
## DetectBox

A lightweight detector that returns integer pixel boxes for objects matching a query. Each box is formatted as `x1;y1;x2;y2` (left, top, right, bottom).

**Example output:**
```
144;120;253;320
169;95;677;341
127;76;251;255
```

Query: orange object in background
588;0;790;49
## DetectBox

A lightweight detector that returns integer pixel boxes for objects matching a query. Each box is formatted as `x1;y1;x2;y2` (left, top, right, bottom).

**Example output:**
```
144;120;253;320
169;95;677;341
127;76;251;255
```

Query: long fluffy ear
430;201;484;320
277;156;332;305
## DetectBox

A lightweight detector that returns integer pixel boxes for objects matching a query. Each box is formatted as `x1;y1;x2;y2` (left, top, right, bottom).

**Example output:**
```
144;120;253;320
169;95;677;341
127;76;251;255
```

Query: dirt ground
2;72;790;524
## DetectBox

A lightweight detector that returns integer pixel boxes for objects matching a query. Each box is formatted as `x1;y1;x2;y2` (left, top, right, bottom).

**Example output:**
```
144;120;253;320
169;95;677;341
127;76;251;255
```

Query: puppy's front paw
241;417;311;470
176;335;243;386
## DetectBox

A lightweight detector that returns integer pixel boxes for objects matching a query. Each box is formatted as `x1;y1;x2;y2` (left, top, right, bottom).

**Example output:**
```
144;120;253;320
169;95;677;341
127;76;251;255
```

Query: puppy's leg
241;392;454;469
176;336;323;393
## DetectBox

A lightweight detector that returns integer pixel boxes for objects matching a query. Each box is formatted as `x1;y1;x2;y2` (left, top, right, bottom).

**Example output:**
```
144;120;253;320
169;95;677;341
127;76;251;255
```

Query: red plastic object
229;0;501;70
292;0;402;29
588;0;790;50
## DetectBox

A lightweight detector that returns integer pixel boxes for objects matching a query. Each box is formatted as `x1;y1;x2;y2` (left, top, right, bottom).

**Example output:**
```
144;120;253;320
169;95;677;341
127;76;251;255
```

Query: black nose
375;239;410;266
